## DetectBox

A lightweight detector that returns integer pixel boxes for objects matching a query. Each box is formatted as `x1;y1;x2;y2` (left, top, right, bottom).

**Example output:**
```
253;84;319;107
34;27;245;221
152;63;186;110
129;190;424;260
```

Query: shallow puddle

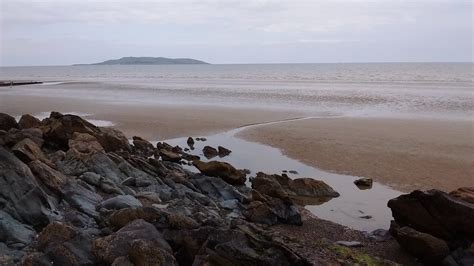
162;117;402;232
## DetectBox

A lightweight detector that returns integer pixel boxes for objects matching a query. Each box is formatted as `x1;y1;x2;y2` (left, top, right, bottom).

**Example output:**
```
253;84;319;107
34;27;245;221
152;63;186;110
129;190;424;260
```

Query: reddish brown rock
449;187;474;204
193;160;246;185
68;132;104;156
202;146;218;159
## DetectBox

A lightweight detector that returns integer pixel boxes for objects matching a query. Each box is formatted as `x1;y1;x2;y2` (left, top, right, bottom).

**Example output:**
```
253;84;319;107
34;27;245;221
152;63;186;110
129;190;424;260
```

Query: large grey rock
0;147;56;229
98;195;142;211
0;210;35;247
62;181;103;219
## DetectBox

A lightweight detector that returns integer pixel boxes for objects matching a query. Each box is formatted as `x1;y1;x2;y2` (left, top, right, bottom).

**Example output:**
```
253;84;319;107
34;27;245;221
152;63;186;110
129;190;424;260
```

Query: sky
0;0;472;66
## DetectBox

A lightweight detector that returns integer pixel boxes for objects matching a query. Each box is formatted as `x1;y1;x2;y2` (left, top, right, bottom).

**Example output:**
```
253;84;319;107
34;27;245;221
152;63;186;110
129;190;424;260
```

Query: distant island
75;56;209;65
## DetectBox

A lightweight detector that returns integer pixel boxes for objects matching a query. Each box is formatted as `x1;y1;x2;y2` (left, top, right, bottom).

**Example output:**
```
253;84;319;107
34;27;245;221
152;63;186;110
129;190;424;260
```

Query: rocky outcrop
388;189;474;264
193;160;246;185
0;112;415;265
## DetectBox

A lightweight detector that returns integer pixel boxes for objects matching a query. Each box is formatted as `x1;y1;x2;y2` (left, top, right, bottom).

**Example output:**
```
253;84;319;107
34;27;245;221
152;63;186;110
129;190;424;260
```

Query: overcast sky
0;0;472;66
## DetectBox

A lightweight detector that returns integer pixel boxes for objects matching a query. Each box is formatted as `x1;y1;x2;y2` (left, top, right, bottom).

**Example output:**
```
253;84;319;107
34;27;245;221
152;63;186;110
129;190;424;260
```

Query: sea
1;63;472;120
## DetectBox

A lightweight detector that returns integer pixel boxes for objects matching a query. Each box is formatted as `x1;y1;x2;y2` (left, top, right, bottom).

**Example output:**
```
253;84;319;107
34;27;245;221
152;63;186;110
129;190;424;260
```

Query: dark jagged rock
388;189;474;241
132;136;155;157
243;197;302;225
218;145;232;157
202;145;218;158
0;113;18;131
18;114;41;129
41;112;130;152
62;181;103;219
193;160;246;186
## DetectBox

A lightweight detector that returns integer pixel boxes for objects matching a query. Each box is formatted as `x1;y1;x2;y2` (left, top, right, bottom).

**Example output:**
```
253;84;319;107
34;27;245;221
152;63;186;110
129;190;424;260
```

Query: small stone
354;177;373;189
336;241;363;247
360;215;372;219
289;170;298;174
202;146;218;159
187;137;194;146
218;146;232;157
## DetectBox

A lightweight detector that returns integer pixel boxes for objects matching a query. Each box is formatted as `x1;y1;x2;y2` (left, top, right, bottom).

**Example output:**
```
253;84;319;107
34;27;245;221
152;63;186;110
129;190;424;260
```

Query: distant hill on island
77;57;209;65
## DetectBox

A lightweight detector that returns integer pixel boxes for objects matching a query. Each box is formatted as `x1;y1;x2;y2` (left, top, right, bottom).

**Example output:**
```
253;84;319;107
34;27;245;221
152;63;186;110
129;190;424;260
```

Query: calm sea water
1;63;473;120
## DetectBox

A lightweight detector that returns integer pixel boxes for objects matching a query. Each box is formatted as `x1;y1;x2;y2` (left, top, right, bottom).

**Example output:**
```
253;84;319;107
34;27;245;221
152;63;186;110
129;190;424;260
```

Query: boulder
0;147;55;229
450;187;474;204
193;160;246;186
98;195;142;211
0;113;18;131
203;226;310;266
3;128;44;148
62;181;103;219
243;197;302;225
105;207;165;229
18;114;41;129
28;160;68;193
36;222;96;265
128;239;177;266
132;136;155;157
354;177;373;189
159;149;181;163
387;189;474;241
41;112;100;150
202;146;218;158
218;145;232;157
95;127;131;153
12;138;51;165
68;132;104;156
93;219;172;265
390;224;450;264
0;210;36;247
252;172;339;202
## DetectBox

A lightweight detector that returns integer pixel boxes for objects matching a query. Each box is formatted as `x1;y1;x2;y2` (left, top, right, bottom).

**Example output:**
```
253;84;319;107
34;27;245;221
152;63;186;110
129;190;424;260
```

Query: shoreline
237;116;474;192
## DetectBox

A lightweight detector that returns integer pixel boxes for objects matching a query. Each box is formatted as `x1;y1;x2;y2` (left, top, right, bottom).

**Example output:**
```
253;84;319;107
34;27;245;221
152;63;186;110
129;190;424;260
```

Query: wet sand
238;117;474;192
0;93;300;140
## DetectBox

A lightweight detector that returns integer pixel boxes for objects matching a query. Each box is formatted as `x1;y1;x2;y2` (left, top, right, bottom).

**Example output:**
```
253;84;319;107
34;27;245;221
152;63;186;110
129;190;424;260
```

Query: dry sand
238;117;474;192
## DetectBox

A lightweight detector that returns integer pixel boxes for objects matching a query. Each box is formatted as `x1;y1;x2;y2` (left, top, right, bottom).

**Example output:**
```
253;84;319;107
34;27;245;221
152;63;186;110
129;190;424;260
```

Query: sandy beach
238;117;474;192
2;91;472;193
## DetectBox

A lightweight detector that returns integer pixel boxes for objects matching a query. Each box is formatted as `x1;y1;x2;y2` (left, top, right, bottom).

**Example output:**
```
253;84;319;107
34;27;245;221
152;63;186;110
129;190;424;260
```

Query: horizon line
1;60;473;68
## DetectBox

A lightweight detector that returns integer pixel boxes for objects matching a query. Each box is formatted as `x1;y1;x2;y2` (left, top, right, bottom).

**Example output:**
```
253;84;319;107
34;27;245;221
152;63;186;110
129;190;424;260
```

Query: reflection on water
162;117;402;232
